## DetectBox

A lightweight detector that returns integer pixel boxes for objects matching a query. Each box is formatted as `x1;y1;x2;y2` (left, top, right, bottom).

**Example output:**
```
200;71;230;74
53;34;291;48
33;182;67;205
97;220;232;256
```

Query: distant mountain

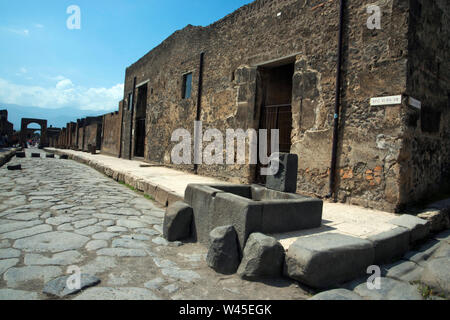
0;103;117;130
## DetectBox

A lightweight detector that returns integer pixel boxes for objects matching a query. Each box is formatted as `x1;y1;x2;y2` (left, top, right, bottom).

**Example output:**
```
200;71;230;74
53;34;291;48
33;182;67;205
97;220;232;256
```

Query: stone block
389;215;430;244
352;277;423;300
259;199;323;234
46;154;55;158
265;153;298;193
163;202;193;242
184;184;221;244
309;289;363;300
60;155;68;160
185;184;323;251
237;233;285;280
285;233;374;289
206;226;240;275
418;209;450;233
421;257;450;295
31;153;41;158
43;274;100;298
368;227;410;264
15;152;26;158
212;192;262;251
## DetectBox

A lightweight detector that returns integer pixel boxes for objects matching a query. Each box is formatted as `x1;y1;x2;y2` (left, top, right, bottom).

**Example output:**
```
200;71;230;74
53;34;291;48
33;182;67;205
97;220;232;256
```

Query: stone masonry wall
402;0;450;206
119;0;447;212
102;103;123;157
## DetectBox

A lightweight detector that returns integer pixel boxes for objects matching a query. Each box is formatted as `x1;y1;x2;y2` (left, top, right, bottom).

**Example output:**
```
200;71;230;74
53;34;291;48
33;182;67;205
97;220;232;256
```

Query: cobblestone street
0;149;307;300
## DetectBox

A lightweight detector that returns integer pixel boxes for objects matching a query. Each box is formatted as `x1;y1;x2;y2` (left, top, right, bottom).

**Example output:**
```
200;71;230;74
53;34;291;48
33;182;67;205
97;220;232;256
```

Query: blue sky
0;0;252;113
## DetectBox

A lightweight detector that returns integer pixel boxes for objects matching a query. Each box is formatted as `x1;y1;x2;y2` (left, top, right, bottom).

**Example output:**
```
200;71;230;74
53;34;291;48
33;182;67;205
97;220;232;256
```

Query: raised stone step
285;233;374;289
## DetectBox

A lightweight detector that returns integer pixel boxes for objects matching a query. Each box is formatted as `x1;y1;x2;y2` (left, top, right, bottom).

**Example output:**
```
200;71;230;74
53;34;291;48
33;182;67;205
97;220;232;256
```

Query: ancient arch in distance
20;118;48;146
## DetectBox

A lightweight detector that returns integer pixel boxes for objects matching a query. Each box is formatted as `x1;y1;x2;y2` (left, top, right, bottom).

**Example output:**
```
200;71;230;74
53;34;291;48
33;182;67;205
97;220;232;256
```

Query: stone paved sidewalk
0;149;306;300
46;148;403;242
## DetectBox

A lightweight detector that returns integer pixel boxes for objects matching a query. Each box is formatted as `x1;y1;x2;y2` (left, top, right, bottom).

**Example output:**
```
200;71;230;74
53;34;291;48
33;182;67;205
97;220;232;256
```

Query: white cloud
1;27;30;36
35;24;44;29
56;79;73;90
0;77;124;111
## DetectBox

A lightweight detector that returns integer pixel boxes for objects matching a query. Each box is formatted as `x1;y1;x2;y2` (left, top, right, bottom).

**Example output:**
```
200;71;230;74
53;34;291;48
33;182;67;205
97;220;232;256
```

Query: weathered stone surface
80;256;117;275
73;218;98;229
86;240;108;251
43;274;101;298
24;251;83;266
382;260;424;283
389;215;430;244
161;267;201;283
164;284;179;294
75;225;104;236
368;227;410;264
237;233;284;280
112;238;148;249
92;232;117;241
309;289;363;300
206;226;240;275
0;258;19;275
97;248;147;257
144;277;165;290
74;287;161;300
265;153;298;193
4;266;63;288
135;228;159;236
285;233;374;288
418;209;450;233
163;201;193;241
0;220;42;234
353;277;423;300
0;289;39;300
107;226;128;232
433;242;450;259
403;240;441;266
152;236;169;246
0;248;21;259
117;219;147;229
5;211;41;221
13;231;90;253
434;229;450;244
1;224;52;240
421;258;450;295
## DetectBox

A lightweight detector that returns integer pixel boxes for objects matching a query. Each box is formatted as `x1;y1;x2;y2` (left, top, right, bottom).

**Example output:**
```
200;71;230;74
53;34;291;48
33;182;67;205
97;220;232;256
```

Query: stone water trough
184;183;323;251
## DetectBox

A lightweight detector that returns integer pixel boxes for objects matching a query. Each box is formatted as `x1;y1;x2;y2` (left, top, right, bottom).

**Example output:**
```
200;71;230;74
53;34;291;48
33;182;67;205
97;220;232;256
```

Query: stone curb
0;148;17;168
44;148;182;207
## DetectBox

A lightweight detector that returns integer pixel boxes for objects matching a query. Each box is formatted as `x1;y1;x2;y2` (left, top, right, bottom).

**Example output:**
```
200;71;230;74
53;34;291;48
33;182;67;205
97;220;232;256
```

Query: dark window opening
182;73;192;99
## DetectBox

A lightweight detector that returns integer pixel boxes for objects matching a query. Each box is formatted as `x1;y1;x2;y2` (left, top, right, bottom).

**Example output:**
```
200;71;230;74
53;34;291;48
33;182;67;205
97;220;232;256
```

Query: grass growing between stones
415;282;448;300
118;181;155;202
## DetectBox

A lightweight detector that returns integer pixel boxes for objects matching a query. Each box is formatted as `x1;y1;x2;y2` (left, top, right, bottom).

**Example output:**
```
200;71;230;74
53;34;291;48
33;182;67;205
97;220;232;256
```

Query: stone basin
184;184;323;251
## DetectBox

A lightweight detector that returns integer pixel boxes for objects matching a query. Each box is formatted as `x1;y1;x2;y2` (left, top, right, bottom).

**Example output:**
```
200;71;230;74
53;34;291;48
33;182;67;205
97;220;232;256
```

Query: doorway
255;62;294;184
134;84;147;158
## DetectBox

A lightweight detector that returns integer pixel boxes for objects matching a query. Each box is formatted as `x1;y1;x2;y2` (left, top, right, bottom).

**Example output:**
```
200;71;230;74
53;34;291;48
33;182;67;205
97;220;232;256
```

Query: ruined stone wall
77;125;84;150
102;104;123;157
82;120;102;151
402;0;450;206
120;0;431;211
